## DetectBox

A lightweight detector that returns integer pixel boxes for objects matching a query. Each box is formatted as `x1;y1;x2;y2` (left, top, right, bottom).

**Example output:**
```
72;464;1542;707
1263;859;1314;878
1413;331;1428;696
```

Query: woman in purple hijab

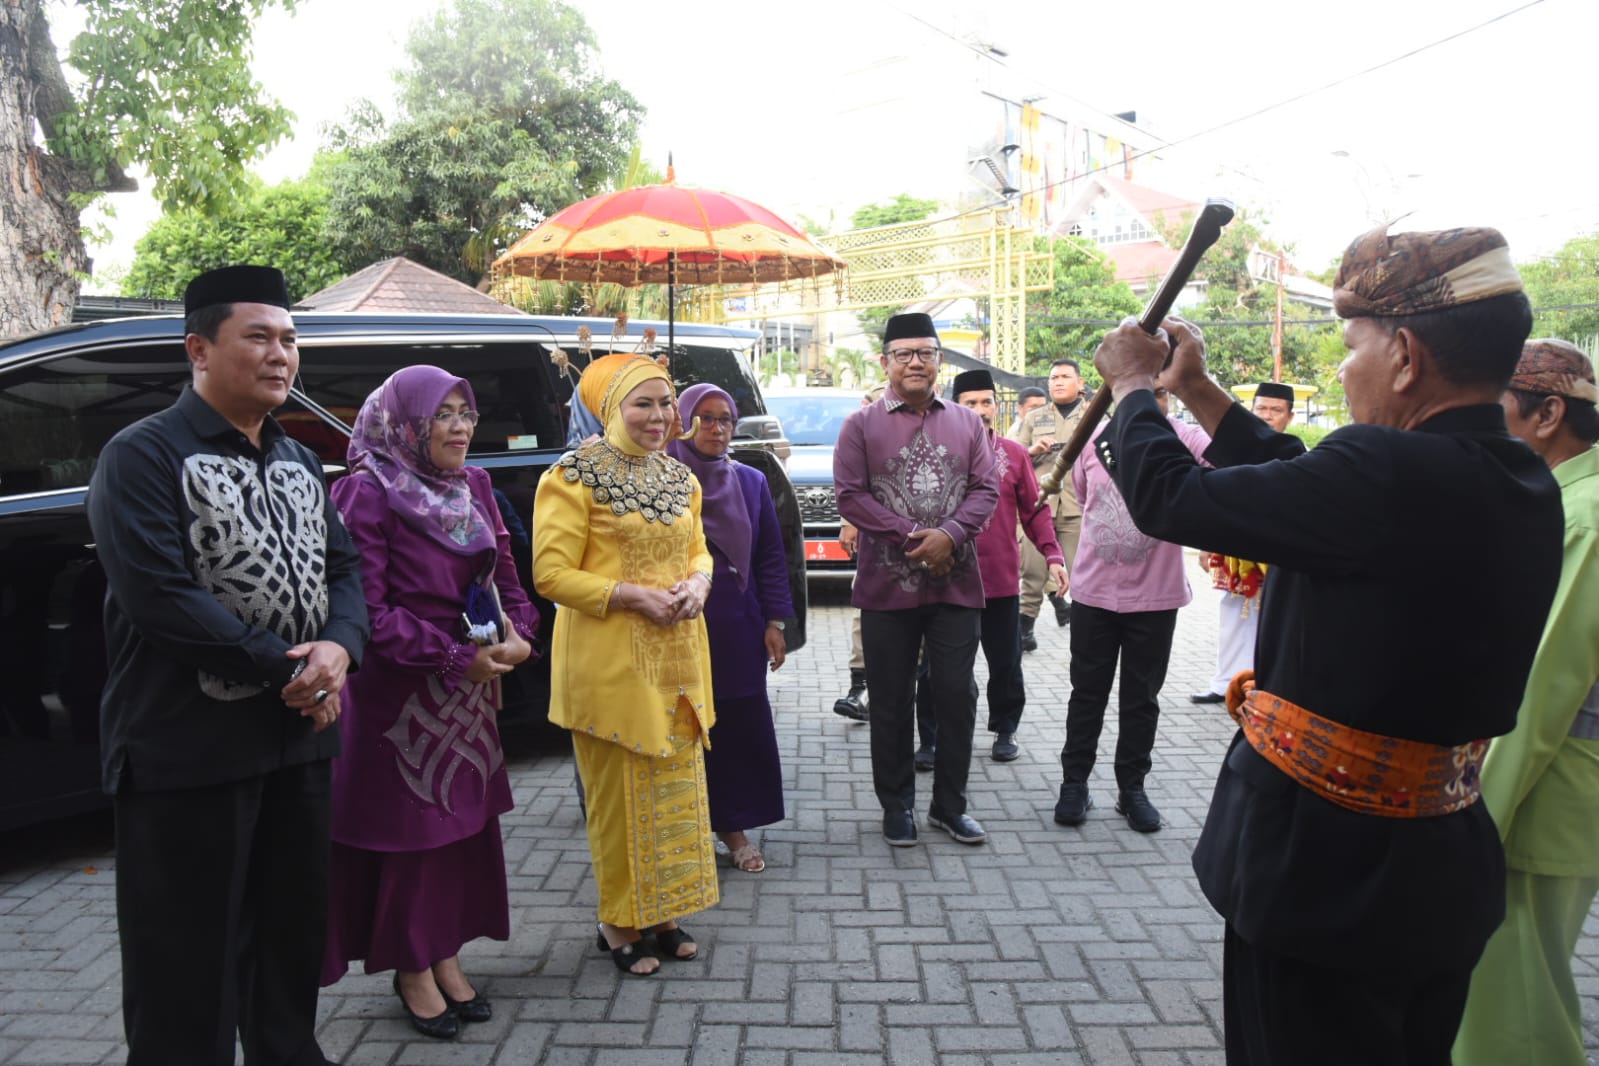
669;384;795;872
321;365;538;1040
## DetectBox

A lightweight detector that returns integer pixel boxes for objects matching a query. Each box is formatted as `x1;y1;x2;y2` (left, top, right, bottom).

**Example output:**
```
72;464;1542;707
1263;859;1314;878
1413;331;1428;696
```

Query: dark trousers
863;604;980;818
1059;602;1177;790
1223;922;1473;1065
115;761;332;1066
916;595;1026;746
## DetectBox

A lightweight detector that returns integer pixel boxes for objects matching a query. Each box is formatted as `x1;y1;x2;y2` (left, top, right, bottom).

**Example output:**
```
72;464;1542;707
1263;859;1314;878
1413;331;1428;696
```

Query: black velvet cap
950;368;995;399
883;312;939;346
1254;381;1295;402
184;265;291;317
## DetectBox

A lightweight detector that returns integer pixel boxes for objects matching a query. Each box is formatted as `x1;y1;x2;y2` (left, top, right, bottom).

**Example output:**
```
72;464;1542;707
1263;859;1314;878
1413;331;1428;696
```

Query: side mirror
734;414;783;441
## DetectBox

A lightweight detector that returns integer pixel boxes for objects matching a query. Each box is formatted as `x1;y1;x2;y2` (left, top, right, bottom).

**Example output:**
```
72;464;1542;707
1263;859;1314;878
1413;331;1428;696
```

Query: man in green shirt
1456;338;1599;1066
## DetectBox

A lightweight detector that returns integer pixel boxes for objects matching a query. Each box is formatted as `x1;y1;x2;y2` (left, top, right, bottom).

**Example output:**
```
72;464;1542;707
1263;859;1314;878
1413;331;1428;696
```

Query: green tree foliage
1;0;297;334
57;0;299;212
1156;207;1342;396
1025;236;1141;379
122;178;351;301
1520;230;1599;347
319;0;642;284
846;194;940;346
850;194;939;231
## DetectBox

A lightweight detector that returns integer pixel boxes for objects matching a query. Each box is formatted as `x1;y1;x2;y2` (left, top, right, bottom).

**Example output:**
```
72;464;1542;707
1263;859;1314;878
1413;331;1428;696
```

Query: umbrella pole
668;251;676;357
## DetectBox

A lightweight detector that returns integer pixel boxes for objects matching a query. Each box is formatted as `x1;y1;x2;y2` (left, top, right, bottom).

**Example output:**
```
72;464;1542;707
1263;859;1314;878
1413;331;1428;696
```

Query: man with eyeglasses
1015;358;1089;649
834;312;999;846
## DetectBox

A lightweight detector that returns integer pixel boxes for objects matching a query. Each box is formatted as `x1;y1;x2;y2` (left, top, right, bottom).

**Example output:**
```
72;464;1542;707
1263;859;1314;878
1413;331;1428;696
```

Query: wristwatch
768;620;785;631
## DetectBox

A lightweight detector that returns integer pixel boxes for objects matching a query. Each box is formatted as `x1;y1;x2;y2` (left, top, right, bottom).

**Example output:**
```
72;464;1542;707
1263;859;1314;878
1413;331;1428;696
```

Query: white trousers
1208;590;1259;696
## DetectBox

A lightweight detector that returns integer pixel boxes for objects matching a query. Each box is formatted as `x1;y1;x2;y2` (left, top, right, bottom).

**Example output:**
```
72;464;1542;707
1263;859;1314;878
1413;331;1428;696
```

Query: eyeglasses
432;410;480;427
885;346;941;365
697;414;736;428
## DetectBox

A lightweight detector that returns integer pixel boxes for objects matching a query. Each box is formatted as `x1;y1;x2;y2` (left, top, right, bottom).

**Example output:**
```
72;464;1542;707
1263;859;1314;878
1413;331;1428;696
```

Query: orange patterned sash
1222;672;1486;818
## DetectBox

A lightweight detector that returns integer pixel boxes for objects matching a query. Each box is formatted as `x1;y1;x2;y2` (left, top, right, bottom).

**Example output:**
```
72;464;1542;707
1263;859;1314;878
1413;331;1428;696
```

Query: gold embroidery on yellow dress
559;440;692;523
617;531;702;698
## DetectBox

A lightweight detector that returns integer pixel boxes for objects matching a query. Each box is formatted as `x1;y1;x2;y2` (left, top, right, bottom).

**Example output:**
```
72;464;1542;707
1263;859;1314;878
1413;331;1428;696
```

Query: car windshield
764;393;863;446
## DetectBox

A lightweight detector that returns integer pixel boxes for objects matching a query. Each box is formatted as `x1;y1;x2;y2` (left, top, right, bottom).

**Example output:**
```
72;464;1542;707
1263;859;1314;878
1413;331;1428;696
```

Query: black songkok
184;265;292;318
950;368;995;399
883;312;939;346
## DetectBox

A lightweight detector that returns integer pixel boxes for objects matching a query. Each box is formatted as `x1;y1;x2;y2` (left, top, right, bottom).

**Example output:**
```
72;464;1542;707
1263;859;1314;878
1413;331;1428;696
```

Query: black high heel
595;922;657;976
440;988;492;1023
392;973;460;1039
647;923;698;962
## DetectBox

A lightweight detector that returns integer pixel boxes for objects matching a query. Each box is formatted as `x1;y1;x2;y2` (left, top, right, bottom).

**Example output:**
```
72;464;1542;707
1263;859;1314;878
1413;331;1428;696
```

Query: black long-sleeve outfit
1100;392;1563;1064
89;386;368;793
87;385;369;1066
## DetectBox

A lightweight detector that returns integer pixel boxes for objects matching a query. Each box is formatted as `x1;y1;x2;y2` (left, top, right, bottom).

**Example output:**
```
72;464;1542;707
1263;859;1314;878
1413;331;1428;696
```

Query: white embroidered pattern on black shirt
183;455;330;700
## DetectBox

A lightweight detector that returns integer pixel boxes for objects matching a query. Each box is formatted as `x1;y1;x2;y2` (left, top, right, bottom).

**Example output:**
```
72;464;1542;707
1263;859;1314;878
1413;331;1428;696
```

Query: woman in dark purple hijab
669;384;794;872
321;366;538;1040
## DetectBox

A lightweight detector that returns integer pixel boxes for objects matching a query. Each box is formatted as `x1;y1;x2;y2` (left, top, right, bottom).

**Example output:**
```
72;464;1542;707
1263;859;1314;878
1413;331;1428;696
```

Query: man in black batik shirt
88;265;368;1066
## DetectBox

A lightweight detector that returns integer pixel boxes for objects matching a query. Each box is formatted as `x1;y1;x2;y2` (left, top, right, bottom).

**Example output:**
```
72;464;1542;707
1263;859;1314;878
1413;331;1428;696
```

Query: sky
62;0;1598;291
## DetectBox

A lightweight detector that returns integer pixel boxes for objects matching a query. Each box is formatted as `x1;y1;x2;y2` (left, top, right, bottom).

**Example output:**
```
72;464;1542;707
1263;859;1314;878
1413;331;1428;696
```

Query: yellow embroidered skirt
572;696;719;928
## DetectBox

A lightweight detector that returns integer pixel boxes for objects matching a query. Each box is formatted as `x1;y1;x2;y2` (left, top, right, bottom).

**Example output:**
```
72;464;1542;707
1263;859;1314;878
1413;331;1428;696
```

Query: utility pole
1272;249;1285;383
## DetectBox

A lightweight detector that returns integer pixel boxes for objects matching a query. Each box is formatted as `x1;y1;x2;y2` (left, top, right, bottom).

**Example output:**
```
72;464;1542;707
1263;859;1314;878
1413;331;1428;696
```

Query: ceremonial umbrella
492;167;845;354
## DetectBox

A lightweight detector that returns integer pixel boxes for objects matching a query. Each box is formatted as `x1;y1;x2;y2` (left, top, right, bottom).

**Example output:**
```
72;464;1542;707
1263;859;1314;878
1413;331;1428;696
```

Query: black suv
0;312;807;830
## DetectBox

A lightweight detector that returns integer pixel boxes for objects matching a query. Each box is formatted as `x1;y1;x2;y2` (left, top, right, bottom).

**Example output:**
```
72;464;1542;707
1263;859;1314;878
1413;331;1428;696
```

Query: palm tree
828;347;877;391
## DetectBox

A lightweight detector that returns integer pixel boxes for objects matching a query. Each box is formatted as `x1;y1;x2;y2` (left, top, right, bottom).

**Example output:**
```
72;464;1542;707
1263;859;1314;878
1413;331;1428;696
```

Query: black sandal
595;923;657;976
647;923;698;962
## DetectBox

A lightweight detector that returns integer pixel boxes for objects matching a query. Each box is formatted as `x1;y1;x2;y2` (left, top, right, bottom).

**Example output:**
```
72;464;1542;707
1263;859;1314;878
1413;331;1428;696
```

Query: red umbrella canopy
493;175;845;287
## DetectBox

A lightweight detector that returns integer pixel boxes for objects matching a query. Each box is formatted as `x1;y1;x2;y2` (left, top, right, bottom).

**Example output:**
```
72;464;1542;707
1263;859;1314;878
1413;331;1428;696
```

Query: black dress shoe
883;809;917;846
1020;616;1038;652
393;974;460;1039
1189;691;1226;704
1054;782;1093;826
833;680;870;721
991;733;1019;762
441;988;492;1023
1116;788;1162;833
928;809;987;844
1049;592;1071;627
914;746;935;772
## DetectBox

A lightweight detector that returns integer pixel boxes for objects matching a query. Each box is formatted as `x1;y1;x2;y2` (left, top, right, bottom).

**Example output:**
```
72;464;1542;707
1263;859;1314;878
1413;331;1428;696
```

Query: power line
886;0;1550;230
1027;301;1599;329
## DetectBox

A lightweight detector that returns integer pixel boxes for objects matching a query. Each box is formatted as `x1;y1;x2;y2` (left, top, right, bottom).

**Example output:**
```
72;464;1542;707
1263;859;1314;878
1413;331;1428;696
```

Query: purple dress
701;463;794;833
321;466;538;982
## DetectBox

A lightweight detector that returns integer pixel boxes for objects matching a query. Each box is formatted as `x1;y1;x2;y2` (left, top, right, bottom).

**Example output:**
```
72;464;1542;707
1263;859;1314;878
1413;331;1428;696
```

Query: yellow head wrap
579;353;675;456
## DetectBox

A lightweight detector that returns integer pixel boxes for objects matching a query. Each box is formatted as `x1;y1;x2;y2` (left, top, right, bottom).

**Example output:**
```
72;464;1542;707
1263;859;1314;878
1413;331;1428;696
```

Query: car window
763;394;862;446
0;344;190;496
668;345;766;418
295;340;565;455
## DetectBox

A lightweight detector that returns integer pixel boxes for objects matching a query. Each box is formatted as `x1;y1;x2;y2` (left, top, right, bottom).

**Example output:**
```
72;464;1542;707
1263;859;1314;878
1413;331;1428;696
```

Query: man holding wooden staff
1087;225;1563;1064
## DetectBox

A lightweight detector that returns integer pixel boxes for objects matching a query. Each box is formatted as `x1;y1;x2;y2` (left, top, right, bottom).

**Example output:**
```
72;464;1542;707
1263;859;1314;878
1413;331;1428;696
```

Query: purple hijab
670;383;754;591
346;365;495;556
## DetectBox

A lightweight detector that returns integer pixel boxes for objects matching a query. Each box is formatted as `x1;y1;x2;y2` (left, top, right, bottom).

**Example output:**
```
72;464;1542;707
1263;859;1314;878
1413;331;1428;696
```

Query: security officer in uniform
1012;357;1089;649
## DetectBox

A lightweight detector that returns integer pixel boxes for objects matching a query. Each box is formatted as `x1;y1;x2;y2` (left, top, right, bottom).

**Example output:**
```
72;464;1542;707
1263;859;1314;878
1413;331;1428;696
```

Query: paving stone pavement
5;566;1599;1064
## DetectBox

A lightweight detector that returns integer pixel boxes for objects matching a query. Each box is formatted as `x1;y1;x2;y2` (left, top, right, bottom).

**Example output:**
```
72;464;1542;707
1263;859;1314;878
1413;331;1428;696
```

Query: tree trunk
0;0;88;338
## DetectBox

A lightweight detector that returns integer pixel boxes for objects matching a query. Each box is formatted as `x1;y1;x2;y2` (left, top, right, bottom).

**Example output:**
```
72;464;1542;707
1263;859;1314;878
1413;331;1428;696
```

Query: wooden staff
1036;197;1236;504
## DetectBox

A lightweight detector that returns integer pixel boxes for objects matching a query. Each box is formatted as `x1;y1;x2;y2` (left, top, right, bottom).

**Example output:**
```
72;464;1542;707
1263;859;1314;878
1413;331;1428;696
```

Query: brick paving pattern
5;569;1599;1064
